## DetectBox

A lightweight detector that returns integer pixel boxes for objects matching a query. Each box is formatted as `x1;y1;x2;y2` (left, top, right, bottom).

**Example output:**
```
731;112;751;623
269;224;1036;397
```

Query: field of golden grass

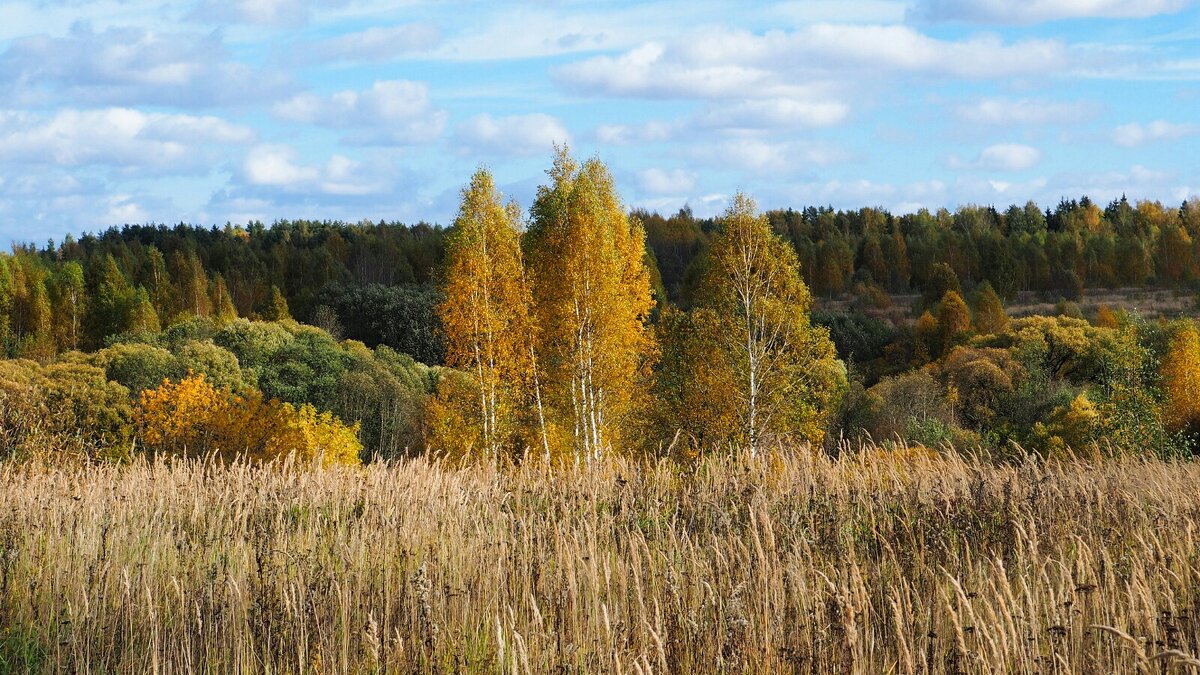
2;448;1200;673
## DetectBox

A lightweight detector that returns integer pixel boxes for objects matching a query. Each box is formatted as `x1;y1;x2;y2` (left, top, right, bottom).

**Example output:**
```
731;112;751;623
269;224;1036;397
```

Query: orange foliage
135;373;361;465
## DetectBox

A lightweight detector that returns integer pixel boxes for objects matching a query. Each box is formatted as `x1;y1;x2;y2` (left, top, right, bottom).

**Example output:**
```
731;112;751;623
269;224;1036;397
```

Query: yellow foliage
1033;393;1099;457
1161;321;1200;434
1095;304;1120;329
135;373;361;465
266;402;363;466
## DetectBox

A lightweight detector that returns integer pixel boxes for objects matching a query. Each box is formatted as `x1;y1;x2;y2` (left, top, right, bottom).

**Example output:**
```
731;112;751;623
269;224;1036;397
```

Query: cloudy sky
1;0;1198;243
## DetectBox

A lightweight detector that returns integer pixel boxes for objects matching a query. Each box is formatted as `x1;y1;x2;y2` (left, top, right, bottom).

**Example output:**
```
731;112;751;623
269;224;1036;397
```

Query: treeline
0;219;446;364
4;193;1200;370
643;196;1200;306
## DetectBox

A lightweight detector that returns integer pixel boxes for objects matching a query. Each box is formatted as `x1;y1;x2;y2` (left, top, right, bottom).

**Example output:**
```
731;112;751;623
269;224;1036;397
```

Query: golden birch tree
694;192;845;455
527;147;655;461
435;168;538;458
1161;320;1200;436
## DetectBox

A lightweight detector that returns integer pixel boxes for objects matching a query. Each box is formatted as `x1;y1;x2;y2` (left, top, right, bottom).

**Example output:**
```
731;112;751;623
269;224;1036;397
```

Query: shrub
135;374;361;465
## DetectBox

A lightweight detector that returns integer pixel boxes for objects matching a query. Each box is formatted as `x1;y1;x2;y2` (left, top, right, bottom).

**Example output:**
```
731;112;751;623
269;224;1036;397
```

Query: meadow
3;447;1200;673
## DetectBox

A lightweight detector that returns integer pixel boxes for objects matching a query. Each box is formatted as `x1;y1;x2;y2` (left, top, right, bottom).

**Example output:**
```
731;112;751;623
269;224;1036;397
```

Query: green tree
49;261;86;351
210;274;238;324
262;285;291;321
144;246;177;320
171;249;211;319
922;262;961;308
693;193;846;454
129;287;161;334
88;254;135;345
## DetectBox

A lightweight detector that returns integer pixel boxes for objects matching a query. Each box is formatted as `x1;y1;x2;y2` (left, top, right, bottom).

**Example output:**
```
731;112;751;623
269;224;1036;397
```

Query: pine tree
435;168;537;458
527;147;655;461
692;192;845;454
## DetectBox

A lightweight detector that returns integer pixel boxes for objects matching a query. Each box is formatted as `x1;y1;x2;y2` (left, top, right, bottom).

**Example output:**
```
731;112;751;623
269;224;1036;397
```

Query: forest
1;148;1199;464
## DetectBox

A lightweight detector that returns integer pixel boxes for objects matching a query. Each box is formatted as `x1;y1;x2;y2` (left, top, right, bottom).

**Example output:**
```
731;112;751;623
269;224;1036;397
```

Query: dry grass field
3;448;1200;673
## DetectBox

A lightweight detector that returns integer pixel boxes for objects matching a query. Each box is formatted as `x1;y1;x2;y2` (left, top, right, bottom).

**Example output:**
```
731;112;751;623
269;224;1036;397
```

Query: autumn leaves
431;149;655;461
432;148;844;461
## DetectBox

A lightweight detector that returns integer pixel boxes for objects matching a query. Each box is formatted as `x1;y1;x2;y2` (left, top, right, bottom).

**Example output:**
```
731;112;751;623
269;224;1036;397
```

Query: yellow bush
135;373;361;465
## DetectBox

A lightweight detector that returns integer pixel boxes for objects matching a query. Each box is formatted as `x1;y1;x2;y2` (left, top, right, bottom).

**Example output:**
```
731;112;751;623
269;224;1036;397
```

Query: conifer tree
527;147;655;460
436;168;537;458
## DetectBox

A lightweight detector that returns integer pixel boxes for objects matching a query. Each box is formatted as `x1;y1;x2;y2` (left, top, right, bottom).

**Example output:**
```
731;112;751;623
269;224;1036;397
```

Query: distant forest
4;194;1199;365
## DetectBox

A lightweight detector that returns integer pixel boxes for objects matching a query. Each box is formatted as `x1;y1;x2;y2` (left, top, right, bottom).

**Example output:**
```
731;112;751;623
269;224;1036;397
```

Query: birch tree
695;193;845;455
435;168;539;458
527;147;655;461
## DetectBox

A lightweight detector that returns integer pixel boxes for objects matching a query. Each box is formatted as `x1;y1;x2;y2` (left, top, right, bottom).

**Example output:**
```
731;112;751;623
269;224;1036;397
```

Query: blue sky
1;0;1198;243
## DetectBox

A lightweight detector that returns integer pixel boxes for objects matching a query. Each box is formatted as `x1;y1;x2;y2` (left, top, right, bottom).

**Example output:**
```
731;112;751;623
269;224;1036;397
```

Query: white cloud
304;23;441;63
556;25;1068;101
910;0;1191;24
1043;165;1195;206
692;138;850;174
242;144;391;196
979;144;1042;171
783;178;949;211
0;108;254;170
244;144;319;187
696;97;850;129
191;0;351;26
0;24;292;108
453;113;571;157
950;143;1042;171
1111;120;1199;147
273;80;446;145
637;168;697;195
103;194;150;224
955;97;1100;125
593;121;678;145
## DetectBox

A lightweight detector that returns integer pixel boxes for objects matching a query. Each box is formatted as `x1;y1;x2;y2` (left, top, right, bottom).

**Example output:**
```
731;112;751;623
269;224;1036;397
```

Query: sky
0;0;1198;243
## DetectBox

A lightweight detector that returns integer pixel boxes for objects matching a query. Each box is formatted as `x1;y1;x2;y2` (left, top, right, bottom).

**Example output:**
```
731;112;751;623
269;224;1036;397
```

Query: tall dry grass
3;447;1200;673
